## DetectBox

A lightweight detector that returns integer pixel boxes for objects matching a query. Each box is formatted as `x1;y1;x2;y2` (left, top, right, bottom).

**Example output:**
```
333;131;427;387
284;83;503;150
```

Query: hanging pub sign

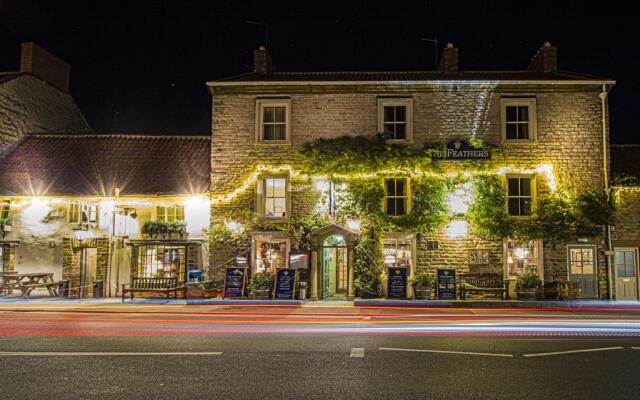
274;269;297;300
387;267;408;299
223;267;247;298
436;268;457;300
431;140;491;160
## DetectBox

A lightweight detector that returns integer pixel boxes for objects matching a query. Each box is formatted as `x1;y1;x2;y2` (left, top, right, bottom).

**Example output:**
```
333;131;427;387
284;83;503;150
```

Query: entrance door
321;235;348;299
568;246;597;298
615;249;638;300
80;248;98;298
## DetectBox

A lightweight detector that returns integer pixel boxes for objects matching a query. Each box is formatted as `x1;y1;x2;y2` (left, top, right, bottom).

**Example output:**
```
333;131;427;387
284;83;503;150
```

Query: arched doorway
322;234;348;298
309;224;357;300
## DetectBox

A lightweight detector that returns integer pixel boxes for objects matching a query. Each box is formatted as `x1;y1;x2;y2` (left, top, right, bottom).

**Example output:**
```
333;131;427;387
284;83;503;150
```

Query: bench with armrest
122;277;185;301
459;272;508;300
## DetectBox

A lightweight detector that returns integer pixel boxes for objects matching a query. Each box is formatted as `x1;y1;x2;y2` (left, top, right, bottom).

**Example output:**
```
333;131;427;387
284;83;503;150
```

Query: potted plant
515;271;542;300
249;271;275;299
142;221;189;240
168;220;188;240
410;271;434;300
0;217;11;239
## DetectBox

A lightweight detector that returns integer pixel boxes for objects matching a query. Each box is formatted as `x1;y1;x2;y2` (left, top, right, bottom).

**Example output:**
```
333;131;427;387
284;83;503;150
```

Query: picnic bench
121;277;185;301
459;273;508;300
0;273;58;297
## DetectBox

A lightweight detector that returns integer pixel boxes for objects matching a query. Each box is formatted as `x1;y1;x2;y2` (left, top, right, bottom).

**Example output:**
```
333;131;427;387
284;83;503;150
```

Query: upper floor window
384;178;409;216
378;98;413;141
501;98;537;142
256;177;288;219
256;99;291;143
0;200;9;219
506;175;534;216
156;205;185;222
68;202;98;224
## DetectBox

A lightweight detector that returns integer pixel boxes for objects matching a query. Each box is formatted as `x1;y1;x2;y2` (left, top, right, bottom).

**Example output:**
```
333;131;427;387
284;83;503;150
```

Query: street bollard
58;280;70;298
92;280;104;298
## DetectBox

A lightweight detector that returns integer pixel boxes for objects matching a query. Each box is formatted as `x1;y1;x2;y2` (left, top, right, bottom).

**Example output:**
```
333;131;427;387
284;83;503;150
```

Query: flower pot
414;287;432;300
1;224;12;232
517;288;537;300
252;289;271;300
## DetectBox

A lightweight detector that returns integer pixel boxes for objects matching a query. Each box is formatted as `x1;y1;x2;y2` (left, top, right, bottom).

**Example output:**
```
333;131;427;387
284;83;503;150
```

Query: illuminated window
383;238;413;269
136;245;186;282
569;247;595;275
384;178;409;216
256;99;291;143
0;200;9;219
506;176;533;216
501;98;537;141
378;98;413;141
255;239;288;273
156;205;185;222
68;202;98;223
505;239;542;279
261;177;287;218
0;246;4;272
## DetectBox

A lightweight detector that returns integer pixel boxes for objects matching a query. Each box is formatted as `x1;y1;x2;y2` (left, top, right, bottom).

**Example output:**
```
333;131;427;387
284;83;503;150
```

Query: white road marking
350;347;365;358
0;352;223;357
379;347;513;358
523;347;624;358
630;347;640;350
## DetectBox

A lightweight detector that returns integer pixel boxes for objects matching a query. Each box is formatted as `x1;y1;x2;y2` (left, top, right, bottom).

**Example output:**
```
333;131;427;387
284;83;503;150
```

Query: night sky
0;1;638;143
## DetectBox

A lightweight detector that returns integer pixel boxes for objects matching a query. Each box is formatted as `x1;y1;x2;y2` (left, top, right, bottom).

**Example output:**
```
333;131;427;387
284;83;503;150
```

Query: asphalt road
1;305;640;399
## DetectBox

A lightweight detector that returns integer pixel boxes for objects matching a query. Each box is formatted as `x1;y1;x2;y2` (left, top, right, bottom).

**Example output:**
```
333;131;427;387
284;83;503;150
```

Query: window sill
385;139;414;144
501;139;538;145
259;216;290;224
254;141;292;146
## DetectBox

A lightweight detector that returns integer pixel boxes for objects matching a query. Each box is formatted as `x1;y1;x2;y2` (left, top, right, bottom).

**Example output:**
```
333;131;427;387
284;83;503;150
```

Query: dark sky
0;0;638;143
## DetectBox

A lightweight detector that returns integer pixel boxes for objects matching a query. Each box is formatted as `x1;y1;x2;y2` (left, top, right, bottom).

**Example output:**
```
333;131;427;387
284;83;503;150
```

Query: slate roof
210;70;612;84
0;72;23;85
0;133;211;197
611;145;640;186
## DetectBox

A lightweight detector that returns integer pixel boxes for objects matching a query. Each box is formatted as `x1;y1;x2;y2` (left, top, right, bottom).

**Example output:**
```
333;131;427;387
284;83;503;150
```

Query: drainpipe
599;84;613;300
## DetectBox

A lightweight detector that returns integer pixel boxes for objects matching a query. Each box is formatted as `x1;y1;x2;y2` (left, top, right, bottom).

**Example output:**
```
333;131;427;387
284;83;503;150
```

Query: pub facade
208;43;616;300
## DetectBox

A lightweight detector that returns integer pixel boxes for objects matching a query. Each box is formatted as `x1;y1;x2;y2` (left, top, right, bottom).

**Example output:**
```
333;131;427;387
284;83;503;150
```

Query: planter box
414;287;432;300
142;232;190;240
1;224;12;232
517;288;537;300
252;289;271;300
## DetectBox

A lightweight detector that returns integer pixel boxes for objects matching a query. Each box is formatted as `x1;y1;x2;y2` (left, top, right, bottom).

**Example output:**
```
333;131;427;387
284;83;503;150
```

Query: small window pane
506;106;518;121
506;124;518;139
394;124;407;140
395;179;405;196
508;198;520;215
507;178;519;195
517;106;529;121
517;124;529;139
520;178;531;196
387;198;396;215
273;124;286;140
384;106;395;122
395;106;406;121
521;199;532;216
386;179;396;196
263;125;275;140
395;199;405;215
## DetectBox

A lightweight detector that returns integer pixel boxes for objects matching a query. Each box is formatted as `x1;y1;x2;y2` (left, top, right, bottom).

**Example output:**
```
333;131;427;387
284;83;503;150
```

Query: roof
0;72;23;85
611;145;640;186
209;70;613;85
0;133;211;197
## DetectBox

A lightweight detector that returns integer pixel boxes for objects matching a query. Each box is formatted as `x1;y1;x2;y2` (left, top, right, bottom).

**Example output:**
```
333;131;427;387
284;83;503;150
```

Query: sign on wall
436;268;457;300
431;140;491;160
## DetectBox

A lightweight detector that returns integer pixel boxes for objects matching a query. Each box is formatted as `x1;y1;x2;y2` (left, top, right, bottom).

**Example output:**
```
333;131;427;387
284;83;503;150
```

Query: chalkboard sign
436;268;457;300
274;269;297;300
223;267;247;298
387;267;408;299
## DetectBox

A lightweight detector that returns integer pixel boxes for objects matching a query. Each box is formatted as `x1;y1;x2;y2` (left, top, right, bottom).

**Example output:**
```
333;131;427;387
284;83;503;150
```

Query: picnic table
0;273;58;297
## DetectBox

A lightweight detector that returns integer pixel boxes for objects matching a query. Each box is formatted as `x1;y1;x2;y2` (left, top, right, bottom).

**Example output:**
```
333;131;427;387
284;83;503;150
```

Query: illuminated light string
8;163;557;207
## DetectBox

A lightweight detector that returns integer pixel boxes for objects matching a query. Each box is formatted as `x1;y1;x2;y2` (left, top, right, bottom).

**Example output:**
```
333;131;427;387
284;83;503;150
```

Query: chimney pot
438;43;459;73
253;46;275;75
527;42;558;73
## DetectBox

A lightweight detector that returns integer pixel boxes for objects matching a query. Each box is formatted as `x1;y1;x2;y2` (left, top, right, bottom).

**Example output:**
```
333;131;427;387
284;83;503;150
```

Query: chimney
527;42;558;73
20;42;71;92
253;46;275;75
438;43;459;73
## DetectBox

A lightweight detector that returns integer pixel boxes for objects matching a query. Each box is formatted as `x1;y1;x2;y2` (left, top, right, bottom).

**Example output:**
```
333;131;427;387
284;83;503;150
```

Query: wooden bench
459;273;508;300
122;277;185;301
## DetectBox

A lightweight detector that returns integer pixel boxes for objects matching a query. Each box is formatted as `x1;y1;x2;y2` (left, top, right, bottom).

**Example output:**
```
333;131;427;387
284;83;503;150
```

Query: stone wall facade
210;83;611;298
0;74;91;153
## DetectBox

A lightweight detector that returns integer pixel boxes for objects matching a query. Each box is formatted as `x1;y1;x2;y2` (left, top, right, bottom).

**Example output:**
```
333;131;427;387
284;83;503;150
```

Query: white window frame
251;232;291;274
383;178;411;216
505;174;536;218
377;98;413;142
567;244;598;278
0;200;9;220
155;205;185;222
255;99;292;144
256;175;290;220
503;238;544;281
68;201;98;224
382;233;416;276
501;98;537;142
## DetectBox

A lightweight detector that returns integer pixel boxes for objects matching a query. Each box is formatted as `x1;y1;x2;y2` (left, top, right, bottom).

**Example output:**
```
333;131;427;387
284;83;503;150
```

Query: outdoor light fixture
346;218;361;231
315;177;330;192
225;220;244;234
445;182;473;215
445;219;469;239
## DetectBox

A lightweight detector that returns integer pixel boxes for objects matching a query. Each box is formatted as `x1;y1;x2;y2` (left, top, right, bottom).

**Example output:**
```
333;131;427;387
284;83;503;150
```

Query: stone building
0;42;91;154
208;43;615;300
0;133;210;297
610;145;640;300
